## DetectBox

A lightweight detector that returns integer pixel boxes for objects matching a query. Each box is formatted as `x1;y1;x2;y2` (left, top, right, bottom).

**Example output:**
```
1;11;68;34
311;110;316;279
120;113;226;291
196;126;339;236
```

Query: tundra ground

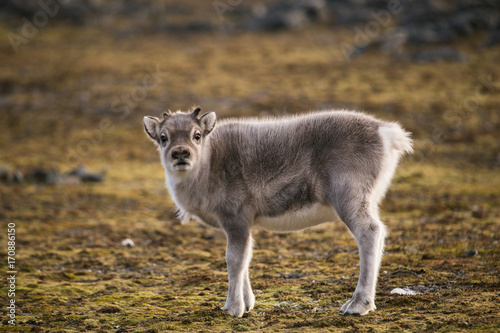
0;21;499;332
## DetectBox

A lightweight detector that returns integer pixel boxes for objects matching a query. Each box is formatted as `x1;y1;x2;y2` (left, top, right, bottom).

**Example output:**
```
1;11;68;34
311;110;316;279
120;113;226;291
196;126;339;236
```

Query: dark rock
0;0;90;24
248;0;327;31
67;165;107;183
449;12;480;36
80;172;105;183
334;0;500;56
412;47;468;63
406;24;456;44
29;168;62;185
464;249;478;257
280;273;307;279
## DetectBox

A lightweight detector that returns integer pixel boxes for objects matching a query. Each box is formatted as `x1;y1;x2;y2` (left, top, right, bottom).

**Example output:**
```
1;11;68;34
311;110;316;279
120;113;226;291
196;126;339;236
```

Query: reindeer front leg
222;222;254;317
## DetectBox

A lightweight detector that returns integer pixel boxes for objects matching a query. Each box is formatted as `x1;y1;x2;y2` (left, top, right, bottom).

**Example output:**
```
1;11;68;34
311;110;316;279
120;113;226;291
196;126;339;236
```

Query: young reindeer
143;107;412;317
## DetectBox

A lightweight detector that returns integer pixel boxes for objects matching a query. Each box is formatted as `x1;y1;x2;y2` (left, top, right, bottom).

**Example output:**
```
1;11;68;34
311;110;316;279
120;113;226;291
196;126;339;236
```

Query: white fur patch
369;123;413;217
378;123;413;155
253;204;339;232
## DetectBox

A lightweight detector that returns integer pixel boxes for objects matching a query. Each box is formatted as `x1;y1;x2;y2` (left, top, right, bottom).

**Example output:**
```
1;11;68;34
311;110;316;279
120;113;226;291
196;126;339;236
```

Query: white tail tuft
379;123;413;155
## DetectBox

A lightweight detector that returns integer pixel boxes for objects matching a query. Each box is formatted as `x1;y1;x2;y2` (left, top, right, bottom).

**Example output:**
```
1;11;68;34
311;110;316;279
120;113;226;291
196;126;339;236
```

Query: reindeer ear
143;116;160;144
200;112;216;134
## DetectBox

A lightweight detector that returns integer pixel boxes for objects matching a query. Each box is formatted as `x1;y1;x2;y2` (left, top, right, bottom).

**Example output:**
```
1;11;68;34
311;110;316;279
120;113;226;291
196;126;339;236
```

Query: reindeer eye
160;134;168;143
194;133;201;142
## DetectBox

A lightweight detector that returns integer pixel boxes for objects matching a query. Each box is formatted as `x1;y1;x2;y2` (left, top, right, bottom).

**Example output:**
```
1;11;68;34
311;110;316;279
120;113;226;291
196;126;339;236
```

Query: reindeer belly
253;204;340;232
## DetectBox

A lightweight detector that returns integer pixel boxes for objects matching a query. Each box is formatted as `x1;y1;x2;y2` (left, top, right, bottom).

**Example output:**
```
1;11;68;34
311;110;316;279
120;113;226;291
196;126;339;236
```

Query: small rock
279;273;307;279
120;238;135;247
67;164;107;183
390;288;417;295
406;25;455;44
0;165;12;182
248;0;326;31
29;167;62;185
201;233;215;240
471;205;488;219
12;169;23;183
464;249;478;257
81;172;105;183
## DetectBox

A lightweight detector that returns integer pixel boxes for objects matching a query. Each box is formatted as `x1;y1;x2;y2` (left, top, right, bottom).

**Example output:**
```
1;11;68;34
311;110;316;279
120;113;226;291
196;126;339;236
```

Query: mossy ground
0;16;499;333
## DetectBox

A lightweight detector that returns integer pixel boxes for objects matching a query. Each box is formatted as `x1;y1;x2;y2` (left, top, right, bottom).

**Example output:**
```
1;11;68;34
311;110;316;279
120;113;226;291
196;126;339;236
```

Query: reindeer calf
144;107;412;317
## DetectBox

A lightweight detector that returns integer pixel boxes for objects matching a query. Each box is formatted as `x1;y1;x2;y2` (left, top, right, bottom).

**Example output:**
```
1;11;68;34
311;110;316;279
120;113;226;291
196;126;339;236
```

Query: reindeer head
144;107;216;174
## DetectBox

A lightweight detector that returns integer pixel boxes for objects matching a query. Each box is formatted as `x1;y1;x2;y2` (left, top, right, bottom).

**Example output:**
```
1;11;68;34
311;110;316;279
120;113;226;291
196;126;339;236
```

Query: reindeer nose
171;147;190;160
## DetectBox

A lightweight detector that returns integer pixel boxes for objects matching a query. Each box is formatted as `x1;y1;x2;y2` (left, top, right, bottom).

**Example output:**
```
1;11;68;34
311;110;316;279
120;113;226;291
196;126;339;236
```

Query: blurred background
0;0;499;331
